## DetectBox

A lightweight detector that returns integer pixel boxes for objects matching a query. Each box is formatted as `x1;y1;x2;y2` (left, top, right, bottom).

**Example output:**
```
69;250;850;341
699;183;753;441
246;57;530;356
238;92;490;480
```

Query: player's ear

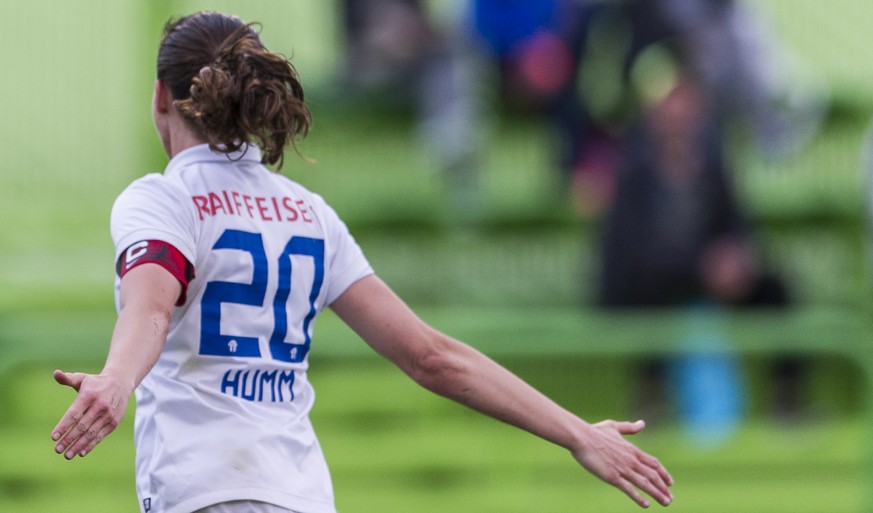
153;80;172;114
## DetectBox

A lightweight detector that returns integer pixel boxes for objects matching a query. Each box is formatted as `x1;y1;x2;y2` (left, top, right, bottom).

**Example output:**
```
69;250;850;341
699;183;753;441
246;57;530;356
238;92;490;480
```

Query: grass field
1;1;873;512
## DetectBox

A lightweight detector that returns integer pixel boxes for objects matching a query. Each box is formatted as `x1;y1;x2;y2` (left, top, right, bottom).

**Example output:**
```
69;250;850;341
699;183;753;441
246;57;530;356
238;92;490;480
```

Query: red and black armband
116;240;196;306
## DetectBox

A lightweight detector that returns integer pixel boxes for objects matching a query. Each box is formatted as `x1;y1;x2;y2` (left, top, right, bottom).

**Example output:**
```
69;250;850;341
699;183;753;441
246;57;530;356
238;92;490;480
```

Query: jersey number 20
200;229;324;363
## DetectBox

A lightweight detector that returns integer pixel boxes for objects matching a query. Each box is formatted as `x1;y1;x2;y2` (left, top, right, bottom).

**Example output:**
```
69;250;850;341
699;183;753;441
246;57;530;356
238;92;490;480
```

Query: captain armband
116;240;195;306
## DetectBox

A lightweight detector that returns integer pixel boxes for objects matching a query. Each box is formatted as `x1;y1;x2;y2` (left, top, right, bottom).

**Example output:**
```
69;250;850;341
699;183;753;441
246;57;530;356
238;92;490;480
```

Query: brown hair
157;12;311;170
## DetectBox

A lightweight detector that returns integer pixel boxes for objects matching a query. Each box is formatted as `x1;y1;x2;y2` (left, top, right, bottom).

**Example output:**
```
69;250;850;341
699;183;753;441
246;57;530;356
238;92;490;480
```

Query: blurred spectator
340;0;436;92
467;0;619;215
337;0;632;220
598;71;783;308
338;0;483;218
337;0;826;222
596;66;792;442
562;0;827;216
620;0;827;159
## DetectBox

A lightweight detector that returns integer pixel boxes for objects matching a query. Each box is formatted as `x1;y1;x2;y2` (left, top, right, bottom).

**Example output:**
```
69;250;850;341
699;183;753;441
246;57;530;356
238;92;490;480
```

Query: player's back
111;144;372;513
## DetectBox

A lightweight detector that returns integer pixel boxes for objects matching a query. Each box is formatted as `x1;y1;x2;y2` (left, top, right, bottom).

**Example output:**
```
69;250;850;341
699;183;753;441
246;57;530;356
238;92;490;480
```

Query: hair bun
157;12;311;170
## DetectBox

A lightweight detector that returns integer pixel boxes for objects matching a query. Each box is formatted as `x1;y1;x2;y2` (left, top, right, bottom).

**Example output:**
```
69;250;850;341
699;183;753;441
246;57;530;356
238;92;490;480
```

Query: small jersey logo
125;241;150;269
143;497;152;512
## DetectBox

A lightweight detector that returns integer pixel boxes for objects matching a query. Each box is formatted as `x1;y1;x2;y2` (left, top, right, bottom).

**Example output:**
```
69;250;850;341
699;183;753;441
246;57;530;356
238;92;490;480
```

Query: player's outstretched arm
331;275;673;508
51;264;180;460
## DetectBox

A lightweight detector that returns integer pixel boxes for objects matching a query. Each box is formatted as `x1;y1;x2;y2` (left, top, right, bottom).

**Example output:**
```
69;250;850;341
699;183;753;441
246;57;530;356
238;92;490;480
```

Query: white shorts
193;501;299;513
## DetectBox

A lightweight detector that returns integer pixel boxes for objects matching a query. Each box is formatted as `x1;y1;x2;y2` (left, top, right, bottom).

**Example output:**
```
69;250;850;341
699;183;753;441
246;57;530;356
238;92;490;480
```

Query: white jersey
110;144;373;513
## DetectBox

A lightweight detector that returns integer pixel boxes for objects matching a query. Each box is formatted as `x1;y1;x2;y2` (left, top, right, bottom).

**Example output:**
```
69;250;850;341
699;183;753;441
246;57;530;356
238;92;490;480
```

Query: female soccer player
51;11;673;513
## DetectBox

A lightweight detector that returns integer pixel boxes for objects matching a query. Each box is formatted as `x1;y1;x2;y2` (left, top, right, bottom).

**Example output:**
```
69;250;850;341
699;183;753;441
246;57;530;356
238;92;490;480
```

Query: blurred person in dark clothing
597;65;795;438
598;72;782;308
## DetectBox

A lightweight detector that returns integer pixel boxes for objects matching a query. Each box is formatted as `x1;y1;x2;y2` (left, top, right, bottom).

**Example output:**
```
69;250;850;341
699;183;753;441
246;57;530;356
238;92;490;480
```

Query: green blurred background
1;0;872;512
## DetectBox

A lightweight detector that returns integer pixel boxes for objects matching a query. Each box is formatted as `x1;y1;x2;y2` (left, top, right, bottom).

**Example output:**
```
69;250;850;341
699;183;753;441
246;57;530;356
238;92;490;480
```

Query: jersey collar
164;143;263;176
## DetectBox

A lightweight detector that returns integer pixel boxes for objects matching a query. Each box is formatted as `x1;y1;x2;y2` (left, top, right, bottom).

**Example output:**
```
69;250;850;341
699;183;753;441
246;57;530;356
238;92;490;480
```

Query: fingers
618;476;653;509
613;463;673;508
63;416;112;459
53;414;85;458
53;398;118;459
640;451;674;488
51;403;82;444
51;370;83;442
51;373;125;460
628;456;674;507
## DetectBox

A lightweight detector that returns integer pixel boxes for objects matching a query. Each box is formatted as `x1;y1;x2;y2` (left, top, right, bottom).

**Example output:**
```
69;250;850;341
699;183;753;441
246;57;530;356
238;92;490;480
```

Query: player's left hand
51;369;132;460
572;419;674;508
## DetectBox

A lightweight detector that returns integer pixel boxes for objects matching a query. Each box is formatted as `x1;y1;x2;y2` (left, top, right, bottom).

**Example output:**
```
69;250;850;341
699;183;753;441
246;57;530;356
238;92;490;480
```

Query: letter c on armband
125;241;150;269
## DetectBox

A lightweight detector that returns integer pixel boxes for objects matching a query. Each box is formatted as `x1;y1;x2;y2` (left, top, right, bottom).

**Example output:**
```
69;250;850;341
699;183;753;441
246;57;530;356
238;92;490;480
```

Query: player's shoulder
113;172;190;213
268;171;335;212
123;170;186;194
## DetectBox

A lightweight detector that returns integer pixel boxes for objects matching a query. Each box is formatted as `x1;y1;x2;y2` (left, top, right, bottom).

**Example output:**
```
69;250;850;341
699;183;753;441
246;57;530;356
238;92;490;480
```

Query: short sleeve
111;174;197;266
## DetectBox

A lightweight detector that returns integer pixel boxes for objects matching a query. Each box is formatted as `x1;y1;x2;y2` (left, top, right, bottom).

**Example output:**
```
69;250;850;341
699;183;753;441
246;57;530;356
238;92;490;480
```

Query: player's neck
165;118;208;160
168;131;207;159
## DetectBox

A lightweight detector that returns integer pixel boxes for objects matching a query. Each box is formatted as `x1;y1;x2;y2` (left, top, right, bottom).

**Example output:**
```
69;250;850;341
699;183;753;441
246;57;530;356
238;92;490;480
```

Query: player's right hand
51;369;132;460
